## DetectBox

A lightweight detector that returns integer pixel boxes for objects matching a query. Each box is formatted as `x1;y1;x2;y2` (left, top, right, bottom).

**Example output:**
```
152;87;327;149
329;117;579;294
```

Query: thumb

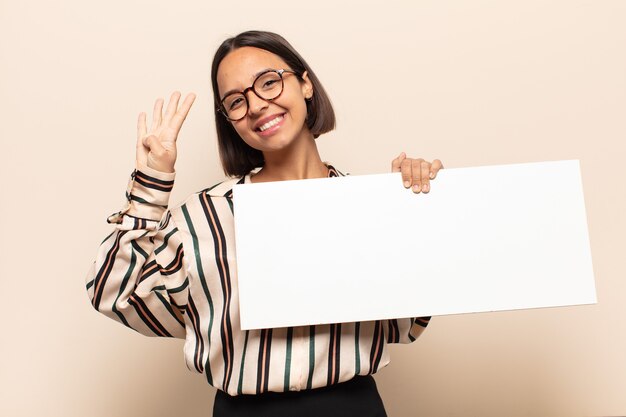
143;135;165;153
391;151;406;172
142;135;175;172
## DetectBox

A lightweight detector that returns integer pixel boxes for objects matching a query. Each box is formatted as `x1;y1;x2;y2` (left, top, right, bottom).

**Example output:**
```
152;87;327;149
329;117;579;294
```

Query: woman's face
216;46;314;153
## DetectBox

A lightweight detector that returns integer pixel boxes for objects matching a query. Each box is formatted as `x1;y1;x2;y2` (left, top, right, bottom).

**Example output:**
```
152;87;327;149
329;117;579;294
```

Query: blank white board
233;160;596;330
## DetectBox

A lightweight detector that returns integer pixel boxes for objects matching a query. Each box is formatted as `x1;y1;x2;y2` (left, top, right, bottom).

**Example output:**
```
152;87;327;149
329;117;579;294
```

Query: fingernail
430;172;435;179
412;184;420;193
423;184;429;192
404;181;410;188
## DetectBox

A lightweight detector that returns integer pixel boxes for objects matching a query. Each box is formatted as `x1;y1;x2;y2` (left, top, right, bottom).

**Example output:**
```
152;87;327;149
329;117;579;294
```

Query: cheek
231;123;254;143
230;95;309;144
284;96;308;122
277;85;306;112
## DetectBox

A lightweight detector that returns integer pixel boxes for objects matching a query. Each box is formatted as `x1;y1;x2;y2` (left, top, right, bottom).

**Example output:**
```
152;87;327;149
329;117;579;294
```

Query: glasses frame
217;69;298;122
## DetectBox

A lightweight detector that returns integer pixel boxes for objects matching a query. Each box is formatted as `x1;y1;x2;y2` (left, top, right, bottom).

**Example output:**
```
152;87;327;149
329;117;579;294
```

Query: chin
251;132;299;152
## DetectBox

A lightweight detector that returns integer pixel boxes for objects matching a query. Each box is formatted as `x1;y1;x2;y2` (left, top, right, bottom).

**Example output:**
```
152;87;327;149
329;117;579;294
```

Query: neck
250;132;328;183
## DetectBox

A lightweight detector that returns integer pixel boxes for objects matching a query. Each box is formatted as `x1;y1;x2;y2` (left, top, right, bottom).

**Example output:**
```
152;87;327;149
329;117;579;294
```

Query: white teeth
258;115;283;132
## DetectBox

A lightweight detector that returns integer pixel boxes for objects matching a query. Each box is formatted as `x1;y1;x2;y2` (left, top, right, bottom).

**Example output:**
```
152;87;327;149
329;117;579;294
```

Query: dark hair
210;30;336;177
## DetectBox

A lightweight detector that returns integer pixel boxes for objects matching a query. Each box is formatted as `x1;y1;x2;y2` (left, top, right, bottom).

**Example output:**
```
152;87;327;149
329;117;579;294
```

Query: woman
86;30;443;417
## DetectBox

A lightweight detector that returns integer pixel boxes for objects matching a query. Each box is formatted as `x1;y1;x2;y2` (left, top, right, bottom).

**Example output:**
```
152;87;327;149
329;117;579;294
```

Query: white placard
233;160;596;330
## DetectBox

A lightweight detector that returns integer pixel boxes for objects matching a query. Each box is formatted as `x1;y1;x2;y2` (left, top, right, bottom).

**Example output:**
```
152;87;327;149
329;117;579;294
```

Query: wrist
145;160;175;174
138;161;176;177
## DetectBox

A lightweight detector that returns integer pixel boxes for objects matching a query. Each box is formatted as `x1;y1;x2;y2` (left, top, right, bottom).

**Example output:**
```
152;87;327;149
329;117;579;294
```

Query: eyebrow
220;68;275;101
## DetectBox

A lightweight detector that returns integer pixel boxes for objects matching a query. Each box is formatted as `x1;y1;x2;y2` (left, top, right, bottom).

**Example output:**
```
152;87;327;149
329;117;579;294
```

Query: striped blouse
85;162;430;396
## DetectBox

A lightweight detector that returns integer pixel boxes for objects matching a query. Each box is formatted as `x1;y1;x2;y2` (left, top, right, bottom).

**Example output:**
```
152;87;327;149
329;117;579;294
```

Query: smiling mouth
256;114;285;132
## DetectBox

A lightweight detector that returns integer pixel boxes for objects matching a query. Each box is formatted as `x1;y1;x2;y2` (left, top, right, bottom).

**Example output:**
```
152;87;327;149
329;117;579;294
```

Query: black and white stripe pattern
85;162;431;396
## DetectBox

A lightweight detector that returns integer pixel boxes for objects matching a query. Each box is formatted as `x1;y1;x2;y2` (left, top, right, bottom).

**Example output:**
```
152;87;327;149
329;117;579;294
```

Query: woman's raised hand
136;91;196;173
391;152;444;193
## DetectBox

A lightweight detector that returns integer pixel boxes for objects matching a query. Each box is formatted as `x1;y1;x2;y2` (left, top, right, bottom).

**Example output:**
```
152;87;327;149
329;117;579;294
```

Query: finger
143;134;159;150
151;98;164;131
421;160;431;193
430;159;444;179
137;112;147;142
400;158;412;188
411;159;423;193
391;152;406;172
164;91;182;122
169;93;196;134
143;135;167;160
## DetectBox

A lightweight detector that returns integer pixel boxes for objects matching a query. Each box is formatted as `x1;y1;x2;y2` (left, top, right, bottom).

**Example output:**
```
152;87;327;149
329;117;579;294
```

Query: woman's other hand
391;152;444;193
136;91;196;173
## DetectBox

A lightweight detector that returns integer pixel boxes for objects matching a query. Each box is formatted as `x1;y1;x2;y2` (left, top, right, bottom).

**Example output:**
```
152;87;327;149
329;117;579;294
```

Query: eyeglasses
217;69;298;121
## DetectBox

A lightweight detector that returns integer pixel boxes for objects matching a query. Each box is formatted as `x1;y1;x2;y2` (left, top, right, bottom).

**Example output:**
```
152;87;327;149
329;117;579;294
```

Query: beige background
1;1;625;416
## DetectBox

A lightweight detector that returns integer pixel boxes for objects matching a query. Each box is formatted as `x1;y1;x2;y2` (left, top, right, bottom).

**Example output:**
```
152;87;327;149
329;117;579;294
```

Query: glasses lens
221;71;286;121
222;93;247;120
254;71;283;100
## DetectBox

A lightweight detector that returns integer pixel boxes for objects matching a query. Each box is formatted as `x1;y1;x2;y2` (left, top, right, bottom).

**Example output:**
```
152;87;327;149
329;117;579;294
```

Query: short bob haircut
210;30;336;177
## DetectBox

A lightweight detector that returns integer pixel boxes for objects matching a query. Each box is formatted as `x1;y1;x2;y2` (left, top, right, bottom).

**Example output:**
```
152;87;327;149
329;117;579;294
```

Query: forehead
217;47;288;93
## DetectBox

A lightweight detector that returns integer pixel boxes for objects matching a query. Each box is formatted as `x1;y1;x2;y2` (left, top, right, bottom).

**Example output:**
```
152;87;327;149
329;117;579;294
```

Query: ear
300;70;314;99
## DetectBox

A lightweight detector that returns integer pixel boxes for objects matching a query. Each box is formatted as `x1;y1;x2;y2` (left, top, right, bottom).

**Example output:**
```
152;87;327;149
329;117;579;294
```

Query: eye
228;96;244;110
262;79;279;89
255;72;282;91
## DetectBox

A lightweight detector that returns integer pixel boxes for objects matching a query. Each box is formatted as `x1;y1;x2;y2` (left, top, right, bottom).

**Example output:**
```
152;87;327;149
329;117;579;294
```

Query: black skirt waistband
212;375;388;417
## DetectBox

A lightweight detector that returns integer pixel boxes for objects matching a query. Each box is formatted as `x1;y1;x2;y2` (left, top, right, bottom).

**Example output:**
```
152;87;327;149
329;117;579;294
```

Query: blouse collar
206;163;344;198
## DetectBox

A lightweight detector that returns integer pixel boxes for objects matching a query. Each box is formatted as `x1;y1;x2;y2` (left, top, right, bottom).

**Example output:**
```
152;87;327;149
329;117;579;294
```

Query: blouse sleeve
382;316;431;344
84;163;189;339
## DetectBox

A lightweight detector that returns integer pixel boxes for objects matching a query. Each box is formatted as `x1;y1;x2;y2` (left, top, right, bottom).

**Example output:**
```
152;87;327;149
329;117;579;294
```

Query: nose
245;89;269;116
